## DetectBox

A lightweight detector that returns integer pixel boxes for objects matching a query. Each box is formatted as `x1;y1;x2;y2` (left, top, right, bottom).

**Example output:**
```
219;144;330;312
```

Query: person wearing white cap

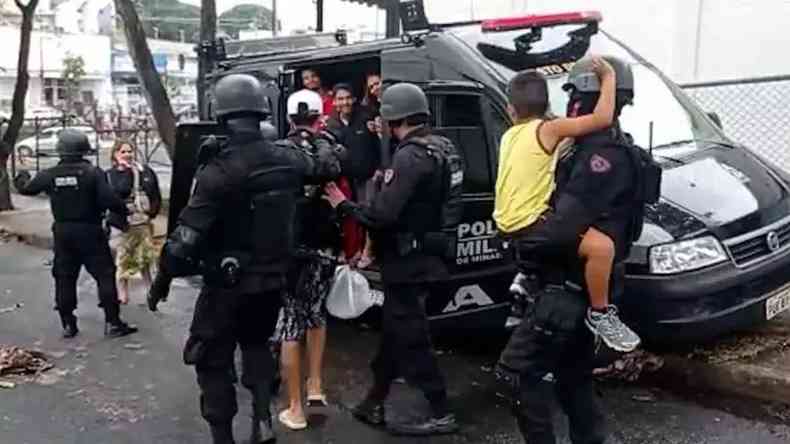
274;88;343;431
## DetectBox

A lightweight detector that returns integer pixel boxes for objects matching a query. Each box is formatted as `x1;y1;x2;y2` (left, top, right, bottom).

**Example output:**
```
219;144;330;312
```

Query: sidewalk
654;312;790;405
0;193;167;250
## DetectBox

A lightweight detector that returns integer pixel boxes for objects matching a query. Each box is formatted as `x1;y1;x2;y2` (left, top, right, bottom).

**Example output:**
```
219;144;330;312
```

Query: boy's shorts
504;210;585;265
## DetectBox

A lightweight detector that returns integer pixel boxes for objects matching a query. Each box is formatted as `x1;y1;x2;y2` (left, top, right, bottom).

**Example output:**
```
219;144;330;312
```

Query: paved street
2;240;790;444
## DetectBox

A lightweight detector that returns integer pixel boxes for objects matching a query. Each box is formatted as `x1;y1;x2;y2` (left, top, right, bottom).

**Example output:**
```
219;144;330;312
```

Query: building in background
0;26;112;114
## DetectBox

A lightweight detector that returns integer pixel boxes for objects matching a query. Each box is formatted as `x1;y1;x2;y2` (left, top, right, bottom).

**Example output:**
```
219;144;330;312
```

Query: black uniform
161;128;341;440
498;128;638;444
15;158;129;331
337;127;457;418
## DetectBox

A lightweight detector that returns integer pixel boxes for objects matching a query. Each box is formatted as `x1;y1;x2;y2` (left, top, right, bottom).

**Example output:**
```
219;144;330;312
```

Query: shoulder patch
589;154;612;173
384;169;395;185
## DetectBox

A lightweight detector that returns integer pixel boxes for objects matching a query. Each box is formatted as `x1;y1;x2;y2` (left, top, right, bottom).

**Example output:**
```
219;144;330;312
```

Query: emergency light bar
482;11;602;33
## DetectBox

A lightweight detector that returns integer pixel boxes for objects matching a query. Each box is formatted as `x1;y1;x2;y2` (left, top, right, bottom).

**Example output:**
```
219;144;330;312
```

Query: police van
172;6;790;344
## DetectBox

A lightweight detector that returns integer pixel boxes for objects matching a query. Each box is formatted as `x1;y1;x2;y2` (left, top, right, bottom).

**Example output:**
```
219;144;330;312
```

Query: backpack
619;136;662;242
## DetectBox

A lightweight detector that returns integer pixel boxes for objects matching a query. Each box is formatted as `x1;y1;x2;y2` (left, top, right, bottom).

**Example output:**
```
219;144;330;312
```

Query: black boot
387;413;459;436
249;388;276;444
60;313;79;339
105;321;139;338
210;423;235;444
248;414;275;444
352;397;386;426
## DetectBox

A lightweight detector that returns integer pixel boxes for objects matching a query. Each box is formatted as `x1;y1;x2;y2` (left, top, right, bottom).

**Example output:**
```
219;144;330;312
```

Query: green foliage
135;0;273;42
62;54;86;110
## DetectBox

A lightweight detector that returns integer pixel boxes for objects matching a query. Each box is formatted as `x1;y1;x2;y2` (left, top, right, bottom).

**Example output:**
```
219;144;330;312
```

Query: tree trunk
114;0;177;159
197;0;216;119
0;0;40;212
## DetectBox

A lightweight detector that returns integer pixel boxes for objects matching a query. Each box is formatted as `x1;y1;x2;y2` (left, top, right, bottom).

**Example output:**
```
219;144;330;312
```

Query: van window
433;93;493;194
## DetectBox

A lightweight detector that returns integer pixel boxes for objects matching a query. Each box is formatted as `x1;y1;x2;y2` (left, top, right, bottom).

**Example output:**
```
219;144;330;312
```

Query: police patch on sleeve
384;169;395;184
589;154;612;173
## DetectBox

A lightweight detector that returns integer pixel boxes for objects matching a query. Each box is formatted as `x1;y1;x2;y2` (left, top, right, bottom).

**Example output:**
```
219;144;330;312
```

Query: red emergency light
481;11;602;33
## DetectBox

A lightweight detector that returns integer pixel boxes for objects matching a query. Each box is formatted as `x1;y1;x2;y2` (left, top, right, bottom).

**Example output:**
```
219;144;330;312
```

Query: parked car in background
16;125;97;159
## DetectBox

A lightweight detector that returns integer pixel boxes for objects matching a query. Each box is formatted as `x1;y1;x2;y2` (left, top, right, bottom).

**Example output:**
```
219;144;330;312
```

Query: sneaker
278;409;307;431
104;321;139;338
585;306;641;353
387;414;459;436
351;398;386;426
509;272;529;296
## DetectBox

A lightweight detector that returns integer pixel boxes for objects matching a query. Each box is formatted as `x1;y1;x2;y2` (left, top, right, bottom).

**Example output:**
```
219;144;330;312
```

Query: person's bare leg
580;227;641;352
280;340;306;423
578;228;614;310
117;278;129;305
306;326;326;400
141;265;153;290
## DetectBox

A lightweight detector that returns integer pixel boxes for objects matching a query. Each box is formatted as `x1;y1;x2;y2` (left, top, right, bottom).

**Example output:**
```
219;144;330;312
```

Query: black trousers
51;222;120;324
370;282;448;414
499;286;605;444
185;285;282;429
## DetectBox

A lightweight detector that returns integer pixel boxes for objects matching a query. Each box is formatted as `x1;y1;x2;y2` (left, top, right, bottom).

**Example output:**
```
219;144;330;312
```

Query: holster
395;231;456;260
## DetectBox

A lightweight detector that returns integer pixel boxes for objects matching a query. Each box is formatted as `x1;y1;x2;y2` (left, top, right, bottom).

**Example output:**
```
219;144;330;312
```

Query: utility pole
316;0;323;32
272;0;278;36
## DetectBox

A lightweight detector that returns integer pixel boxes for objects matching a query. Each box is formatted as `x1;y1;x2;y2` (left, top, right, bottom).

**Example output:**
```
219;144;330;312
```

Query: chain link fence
682;75;790;172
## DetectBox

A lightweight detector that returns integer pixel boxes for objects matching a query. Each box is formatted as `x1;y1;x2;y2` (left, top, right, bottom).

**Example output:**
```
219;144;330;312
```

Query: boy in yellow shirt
494;57;640;352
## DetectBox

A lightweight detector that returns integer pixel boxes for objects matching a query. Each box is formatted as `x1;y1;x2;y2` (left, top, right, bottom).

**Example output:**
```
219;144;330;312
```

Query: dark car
170;8;790;344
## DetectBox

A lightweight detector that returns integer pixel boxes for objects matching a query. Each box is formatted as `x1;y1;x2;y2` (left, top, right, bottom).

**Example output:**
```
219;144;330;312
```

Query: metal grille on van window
723;215;790;267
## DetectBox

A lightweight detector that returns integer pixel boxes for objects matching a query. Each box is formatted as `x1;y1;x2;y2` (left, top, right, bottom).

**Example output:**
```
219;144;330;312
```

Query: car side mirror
707;111;723;130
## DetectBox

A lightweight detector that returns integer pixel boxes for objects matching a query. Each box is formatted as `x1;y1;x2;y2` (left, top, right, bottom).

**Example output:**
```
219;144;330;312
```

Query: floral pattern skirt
114;223;156;280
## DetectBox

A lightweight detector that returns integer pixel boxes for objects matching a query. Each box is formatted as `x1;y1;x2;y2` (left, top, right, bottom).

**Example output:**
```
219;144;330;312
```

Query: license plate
766;287;790;320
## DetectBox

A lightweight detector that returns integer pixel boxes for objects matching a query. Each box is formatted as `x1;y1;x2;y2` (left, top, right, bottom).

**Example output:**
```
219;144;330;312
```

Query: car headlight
649;236;728;274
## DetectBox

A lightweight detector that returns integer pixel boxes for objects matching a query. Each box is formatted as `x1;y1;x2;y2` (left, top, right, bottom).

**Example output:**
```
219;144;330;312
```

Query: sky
180;0;528;35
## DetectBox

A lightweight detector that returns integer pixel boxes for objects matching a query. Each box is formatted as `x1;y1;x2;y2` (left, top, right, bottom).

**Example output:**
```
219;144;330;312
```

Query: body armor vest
51;162;102;224
404;135;465;233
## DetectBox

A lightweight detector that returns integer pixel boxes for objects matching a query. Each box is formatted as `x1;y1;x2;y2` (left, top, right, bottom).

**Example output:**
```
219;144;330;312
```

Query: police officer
13;129;138;338
324;82;464;436
496;56;641;444
156;74;343;444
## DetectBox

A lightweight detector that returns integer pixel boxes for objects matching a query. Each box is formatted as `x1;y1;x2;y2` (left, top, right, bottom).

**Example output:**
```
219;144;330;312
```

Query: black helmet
56;129;92;156
380;83;430;121
563;56;634;94
213;74;270;119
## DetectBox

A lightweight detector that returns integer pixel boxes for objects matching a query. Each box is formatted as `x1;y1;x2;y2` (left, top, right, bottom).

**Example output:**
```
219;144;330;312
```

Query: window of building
43;79;65;106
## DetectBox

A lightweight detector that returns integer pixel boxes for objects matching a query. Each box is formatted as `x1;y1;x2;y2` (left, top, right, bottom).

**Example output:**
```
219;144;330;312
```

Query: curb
655;354;790;405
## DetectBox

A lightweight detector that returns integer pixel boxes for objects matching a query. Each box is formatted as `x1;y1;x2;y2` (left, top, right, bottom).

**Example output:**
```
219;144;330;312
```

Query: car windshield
452;23;729;150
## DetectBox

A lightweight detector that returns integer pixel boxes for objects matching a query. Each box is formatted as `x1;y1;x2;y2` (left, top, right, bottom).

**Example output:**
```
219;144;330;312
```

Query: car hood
642;144;790;243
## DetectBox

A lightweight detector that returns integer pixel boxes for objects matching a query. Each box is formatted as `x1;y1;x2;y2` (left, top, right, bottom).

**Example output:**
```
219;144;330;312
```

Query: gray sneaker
585;306;641;353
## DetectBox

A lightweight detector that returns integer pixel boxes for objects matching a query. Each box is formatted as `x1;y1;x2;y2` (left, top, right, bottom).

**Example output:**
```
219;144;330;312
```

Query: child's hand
591;57;614;80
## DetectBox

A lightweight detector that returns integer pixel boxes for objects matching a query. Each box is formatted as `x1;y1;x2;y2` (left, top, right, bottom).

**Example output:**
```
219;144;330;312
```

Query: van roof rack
220;30;349;61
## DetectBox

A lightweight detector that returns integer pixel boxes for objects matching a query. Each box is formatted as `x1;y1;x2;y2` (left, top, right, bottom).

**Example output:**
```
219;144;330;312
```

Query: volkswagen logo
766;231;781;252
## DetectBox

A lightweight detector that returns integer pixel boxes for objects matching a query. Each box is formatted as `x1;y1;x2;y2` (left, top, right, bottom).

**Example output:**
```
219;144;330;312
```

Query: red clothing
337;177;364;260
322;92;334;116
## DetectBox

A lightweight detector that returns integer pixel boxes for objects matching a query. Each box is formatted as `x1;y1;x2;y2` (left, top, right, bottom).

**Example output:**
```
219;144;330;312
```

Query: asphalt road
2;240;789;444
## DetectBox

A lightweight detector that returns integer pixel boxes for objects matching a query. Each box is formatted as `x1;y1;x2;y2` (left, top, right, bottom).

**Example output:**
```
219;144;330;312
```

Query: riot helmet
563;56;634;118
379;83;430;122
213;74;270;120
56;129;92;157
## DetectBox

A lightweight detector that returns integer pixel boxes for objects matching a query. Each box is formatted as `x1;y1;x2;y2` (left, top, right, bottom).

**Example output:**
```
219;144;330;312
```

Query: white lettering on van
442;285;495;313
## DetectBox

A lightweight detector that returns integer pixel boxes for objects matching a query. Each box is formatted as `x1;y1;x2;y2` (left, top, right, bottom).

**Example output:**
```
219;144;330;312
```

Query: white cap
287;89;323;117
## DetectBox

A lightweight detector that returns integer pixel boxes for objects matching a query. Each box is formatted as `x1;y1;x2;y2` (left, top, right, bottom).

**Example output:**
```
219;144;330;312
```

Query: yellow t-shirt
493;119;559;234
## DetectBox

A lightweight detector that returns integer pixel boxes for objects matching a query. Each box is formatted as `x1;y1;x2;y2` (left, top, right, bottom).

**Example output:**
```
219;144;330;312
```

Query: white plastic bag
326;265;378;319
